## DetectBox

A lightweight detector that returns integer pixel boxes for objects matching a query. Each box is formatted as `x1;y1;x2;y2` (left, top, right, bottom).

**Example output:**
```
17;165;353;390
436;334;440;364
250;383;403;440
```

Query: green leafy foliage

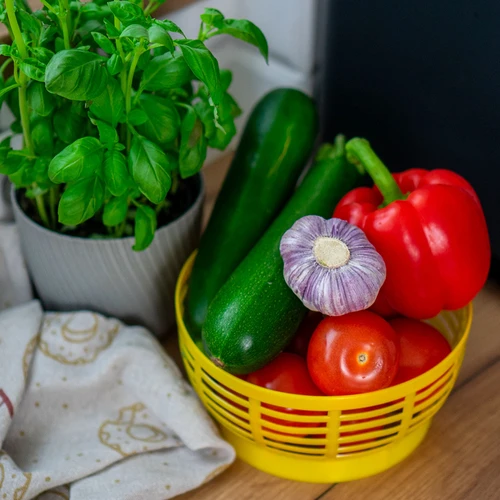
48;137;104;183
90;79;125;126
103;195;128;226
179;106;207;178
45;50;108;100
104;149;131;196
1;0;267;249
212;19;268;63
133;204;157;251
27;82;55;117
58;176;104;225
140;52;191;91
129;135;172;204
175;39;222;104
107;1;145;26
137;93;180;146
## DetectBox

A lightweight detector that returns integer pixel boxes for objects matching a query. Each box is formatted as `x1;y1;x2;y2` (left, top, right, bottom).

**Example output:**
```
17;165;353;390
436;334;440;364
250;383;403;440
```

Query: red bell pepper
333;138;490;319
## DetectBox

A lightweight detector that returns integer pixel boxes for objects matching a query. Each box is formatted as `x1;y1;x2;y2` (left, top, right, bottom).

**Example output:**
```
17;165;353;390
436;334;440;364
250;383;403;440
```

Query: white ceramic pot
11;177;204;338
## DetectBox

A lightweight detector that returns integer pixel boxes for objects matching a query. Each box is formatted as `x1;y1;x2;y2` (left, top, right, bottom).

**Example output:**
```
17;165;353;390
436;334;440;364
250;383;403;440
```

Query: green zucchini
202;137;363;374
186;88;318;334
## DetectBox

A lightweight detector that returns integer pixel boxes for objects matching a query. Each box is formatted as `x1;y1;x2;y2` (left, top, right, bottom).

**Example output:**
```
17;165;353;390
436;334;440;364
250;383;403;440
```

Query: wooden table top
168;155;500;500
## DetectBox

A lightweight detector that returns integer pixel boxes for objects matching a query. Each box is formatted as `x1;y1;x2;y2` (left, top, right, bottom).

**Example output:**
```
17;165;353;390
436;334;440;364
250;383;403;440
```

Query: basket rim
176;251;473;404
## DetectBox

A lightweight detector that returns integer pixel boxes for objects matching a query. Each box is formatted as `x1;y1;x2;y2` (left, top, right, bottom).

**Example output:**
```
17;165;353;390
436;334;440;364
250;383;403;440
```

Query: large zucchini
186;88;318;333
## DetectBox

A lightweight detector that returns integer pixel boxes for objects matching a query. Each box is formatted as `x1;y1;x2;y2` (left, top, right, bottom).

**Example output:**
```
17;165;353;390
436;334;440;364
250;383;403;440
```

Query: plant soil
18;175;201;239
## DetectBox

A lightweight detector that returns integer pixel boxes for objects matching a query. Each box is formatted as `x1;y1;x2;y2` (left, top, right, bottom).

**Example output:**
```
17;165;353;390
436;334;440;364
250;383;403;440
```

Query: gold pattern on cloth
22;334;40;381
0;462;4;489
38;314;119;365
36;485;70;500
98;403;169;457
13;472;32;500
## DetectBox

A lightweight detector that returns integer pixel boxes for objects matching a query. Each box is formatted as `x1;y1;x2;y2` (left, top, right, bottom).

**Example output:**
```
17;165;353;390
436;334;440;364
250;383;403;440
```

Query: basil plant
0;1;267;250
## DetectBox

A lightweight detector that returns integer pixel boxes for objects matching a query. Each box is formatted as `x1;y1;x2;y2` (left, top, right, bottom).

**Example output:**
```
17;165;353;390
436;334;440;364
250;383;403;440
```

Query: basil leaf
137;93;180;145
127;108;148;126
137;50;151;70
133;204;157;251
53;107;85;144
19;58;46;82
148;25;174;53
94;119;118;147
0;44;11;56
58;176;104;226
104;18;121;38
104;149;131;196
0;151;29;175
31;47;55;65
220;69;232;91
179;106;207;178
129;135;172;204
140;52;191;91
31;118;54;157
40;25;58;47
216;19;268;63
81;3;110;21
76;20;105;39
194;100;216;140
18;10;41;40
91;32;115;53
27;82;55;117
103;195;128;226
33;156;51;186
90;78;125;126
175;39;222;104
9;157;36;187
200;8;224;27
108;1;144;26
45;49;108;101
49;137;105;183
154;19;185;37
106;53;124;75
54;37;66;53
120;24;149;39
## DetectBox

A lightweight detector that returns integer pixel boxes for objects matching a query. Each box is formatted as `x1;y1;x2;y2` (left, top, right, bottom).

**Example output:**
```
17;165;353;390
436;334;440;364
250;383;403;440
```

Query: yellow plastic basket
176;253;473;483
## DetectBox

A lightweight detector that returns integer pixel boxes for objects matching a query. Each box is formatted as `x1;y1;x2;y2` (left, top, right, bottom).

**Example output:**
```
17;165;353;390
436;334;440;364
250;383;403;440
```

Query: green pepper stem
346;138;405;204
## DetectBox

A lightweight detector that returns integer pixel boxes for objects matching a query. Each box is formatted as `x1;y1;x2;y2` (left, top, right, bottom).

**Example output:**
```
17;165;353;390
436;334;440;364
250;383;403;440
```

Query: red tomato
287;312;323;357
307;311;400;395
370;293;399;319
246;353;324;436
390;318;451;385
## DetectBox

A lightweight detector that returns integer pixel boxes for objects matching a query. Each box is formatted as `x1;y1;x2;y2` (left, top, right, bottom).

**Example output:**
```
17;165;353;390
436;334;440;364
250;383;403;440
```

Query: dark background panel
320;0;500;275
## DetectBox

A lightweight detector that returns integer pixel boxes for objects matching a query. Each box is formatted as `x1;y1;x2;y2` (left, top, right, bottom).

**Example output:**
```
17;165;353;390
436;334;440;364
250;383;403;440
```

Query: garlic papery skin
279;215;386;316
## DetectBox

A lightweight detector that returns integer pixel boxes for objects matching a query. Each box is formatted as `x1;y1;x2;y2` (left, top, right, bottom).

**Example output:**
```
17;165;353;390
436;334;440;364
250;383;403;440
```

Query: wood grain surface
171;153;500;500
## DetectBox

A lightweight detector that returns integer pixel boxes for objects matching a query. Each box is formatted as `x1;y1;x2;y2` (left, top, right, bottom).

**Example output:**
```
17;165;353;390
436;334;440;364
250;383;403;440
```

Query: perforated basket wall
176;253;472;483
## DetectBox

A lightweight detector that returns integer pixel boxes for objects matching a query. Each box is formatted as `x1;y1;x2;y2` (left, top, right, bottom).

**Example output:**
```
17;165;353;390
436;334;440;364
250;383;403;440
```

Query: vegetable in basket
280;215;386;316
245;352;324;436
334;138;490;319
307;311;400;395
390;318;451;385
187;89;318;335
202;135;363;374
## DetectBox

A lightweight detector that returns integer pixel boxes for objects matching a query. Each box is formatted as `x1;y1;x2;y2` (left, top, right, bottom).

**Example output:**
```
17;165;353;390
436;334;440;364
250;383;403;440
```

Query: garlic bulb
280;215;386;316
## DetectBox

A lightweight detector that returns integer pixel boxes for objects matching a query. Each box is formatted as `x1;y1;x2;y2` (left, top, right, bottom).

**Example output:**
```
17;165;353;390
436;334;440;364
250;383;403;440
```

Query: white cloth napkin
0;153;235;499
0;302;235;500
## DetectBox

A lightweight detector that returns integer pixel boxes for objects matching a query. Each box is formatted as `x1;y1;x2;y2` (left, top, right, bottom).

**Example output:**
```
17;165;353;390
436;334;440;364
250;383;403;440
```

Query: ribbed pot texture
11;177;204;338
